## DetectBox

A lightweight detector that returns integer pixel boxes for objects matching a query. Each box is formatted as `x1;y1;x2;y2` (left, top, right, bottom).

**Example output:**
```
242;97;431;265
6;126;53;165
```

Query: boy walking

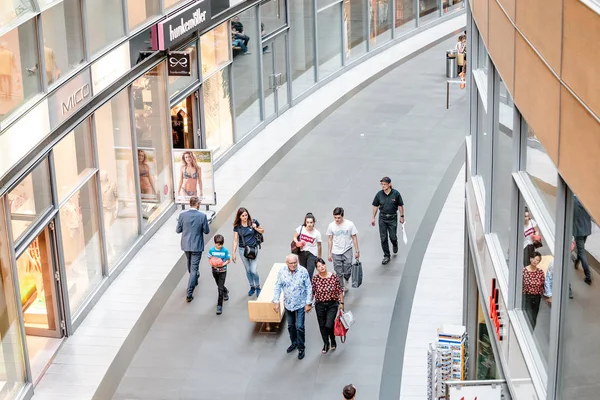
208;234;230;315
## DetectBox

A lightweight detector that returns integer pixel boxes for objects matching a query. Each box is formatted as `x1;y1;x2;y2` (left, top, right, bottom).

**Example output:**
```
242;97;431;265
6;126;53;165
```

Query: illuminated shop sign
489;278;503;341
152;0;211;51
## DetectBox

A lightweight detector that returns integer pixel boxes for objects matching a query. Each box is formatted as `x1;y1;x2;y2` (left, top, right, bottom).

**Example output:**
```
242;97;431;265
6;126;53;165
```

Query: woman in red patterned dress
312;258;344;354
522;251;545;329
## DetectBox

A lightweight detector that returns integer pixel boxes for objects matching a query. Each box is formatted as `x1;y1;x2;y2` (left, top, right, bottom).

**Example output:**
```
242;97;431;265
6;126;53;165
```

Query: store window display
0;204;28;398
40;0;85;86
132;63;173;225
343;0;367;61
317;4;343;79
169;42;198;99
171;96;194;149
203;68;234;159
419;0;440;24
369;0;392;47
290;0;315;96
231;8;261;140
95;90;140;270
58;178;103;315
200;22;231;79
86;0;125;55
395;0;416;34
8;159;52;242
53;121;95;202
0;19;42;124
127;0;161;31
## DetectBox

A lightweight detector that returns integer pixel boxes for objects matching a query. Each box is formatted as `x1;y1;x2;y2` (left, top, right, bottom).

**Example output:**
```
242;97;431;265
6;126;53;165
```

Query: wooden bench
248;263;285;331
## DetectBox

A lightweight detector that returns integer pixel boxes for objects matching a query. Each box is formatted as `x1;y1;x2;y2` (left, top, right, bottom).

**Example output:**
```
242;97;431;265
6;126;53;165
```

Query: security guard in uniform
371;177;405;264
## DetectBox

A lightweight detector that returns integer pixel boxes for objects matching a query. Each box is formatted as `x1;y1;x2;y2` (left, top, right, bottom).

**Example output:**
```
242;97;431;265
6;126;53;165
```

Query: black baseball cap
380;177;391;183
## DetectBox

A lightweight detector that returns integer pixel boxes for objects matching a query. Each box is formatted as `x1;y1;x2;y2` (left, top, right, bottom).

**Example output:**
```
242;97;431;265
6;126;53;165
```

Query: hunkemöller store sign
152;0;212;51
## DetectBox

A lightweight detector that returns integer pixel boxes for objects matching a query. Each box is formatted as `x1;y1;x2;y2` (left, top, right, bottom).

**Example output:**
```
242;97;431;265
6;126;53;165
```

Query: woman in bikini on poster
138;149;157;199
177;151;203;200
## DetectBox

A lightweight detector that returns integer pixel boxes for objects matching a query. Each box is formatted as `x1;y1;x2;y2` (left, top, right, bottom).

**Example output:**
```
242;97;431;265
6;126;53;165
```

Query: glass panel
0;0;35;26
203;67;234;159
0;203;27;397
518;198;552;368
54;120;95;202
476;295;498;379
395;0;416;34
132;63;173;226
164;0;186;9
274;35;289;111
40;0;85;86
127;0;161;30
476;94;490;188
561;193;599;399
59;178;103;315
344;0;367;61
318;0;340;8
290;0;316;96
525;127;557;226
262;40;276;119
491;79;513;260
168;42;198;99
419;0;439;24
95;90;140;271
261;0;287;36
200;22;231;79
0;19;42;124
317;4;342;79
369;0;392;47
232;8;261;140
444;0;465;13
86;0;125;55
8;159;52;242
477;34;488;73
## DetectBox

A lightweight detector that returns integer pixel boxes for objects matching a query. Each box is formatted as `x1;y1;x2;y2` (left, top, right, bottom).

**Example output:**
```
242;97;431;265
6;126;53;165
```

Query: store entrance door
171;93;197;149
262;33;290;122
16;222;66;382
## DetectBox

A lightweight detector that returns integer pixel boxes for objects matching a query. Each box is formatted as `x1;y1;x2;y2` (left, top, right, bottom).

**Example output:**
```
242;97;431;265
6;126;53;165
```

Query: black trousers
212;270;228;306
379;215;398;257
299;250;317;279
315;301;338;347
523;293;541;330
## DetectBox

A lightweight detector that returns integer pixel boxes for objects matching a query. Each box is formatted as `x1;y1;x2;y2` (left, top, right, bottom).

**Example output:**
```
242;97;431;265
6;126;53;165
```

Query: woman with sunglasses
312;258;344;354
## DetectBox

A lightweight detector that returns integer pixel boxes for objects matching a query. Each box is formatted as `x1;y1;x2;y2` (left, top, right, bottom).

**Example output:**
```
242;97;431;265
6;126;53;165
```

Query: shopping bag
340;310;355;329
401;223;408;245
351;260;363;288
334;310;348;343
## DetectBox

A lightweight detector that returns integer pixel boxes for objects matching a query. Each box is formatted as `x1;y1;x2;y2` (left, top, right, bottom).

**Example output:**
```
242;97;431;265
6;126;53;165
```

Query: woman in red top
312;258;344;354
522;251;545;329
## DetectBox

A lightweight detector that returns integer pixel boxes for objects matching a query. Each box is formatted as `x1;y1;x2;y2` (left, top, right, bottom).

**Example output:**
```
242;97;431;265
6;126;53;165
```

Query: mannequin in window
177;151;203;201
0;42;18;100
44;46;60;85
101;170;118;258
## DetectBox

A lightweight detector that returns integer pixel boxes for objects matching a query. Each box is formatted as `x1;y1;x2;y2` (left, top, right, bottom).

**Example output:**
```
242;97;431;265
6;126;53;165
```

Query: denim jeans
239;249;260;288
286;307;306;351
185;251;202;298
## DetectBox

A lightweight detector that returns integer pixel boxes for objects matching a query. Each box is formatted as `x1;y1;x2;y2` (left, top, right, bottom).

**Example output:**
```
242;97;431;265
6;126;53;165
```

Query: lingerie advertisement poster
115;146;160;203
172;149;216;205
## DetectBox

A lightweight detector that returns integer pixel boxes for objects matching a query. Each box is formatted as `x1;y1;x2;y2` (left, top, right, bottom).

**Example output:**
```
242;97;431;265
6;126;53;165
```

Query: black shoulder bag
240;225;258;260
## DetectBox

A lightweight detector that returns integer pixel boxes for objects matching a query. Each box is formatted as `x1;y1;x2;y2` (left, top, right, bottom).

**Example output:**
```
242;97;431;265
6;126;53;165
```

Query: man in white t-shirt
327;207;359;290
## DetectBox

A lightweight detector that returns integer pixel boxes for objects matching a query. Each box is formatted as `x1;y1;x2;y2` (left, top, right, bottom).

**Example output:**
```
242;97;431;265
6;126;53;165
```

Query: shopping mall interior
0;0;598;399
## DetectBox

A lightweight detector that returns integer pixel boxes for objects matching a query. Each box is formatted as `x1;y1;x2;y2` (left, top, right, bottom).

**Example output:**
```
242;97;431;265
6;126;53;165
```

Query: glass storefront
290;0;316;96
369;0;392;47
203;68;234;158
344;0;367;61
317;3;343;79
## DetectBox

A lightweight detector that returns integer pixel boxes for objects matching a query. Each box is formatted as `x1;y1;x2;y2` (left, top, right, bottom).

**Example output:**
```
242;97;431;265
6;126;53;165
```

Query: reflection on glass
525;127;557;225
59;179;103;315
395;0;416;33
40;0;85;86
519;201;551;367
290;0;316;96
232;8;261;140
127;0;161;30
491;79;513;260
476;94;490;189
169;42;198;98
476;297;498;380
0;20;42;124
317;4;343;79
262;41;276;119
561;194;599;399
133;63;173;225
261;0;287;36
419;0;439;24
369;0;392;47
95;90;140;271
344;0;367;61
444;0;465;13
8;159;52;242
54;120;95;202
86;0;125;55
200;22;231;78
0;0;35;27
203;68;234;159
0;204;27;397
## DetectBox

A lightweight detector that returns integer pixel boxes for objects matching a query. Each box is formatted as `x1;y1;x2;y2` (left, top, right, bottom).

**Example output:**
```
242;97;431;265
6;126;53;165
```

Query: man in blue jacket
176;196;210;302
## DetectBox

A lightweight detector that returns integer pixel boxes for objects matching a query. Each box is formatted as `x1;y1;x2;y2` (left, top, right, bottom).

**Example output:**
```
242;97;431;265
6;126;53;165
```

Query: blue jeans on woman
239;249;260;289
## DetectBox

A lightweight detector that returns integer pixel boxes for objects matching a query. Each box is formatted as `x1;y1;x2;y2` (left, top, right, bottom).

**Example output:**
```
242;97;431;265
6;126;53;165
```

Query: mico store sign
48;70;92;130
152;0;211;51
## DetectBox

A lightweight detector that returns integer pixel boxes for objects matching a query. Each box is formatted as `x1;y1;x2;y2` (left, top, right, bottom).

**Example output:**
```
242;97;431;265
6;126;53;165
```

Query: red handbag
334;310;348;343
